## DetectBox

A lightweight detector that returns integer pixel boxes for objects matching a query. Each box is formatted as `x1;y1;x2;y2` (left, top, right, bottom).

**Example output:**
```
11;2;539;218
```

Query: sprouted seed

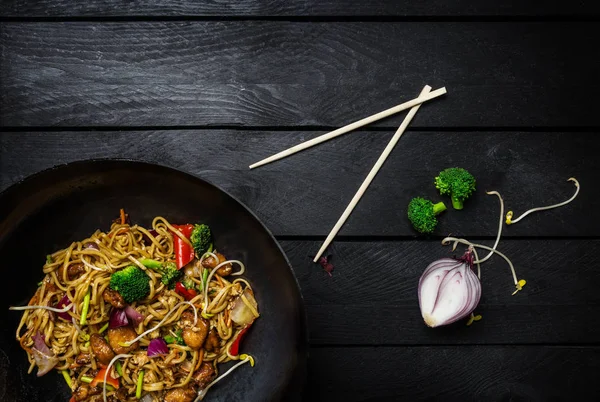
506;178;580;225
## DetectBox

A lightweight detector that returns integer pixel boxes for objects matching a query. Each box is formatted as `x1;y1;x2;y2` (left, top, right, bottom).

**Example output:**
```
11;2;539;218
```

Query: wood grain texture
282;239;600;345
306;346;600;401
1;22;596;127
0;131;593;237
2;0;600;17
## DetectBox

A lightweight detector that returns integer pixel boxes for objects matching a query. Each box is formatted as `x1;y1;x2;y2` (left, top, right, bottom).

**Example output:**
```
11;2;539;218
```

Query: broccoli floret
434;167;476;210
190;224;213;257
109;266;151;303
182;277;196;290
407;197;447;234
140;258;181;289
164;328;185;345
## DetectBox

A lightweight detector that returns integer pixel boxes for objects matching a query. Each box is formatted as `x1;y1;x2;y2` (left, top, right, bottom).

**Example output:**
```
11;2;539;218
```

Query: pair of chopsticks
249;85;447;262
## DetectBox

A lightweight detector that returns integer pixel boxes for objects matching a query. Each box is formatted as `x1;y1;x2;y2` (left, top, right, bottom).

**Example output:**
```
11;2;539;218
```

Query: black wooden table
1;2;600;401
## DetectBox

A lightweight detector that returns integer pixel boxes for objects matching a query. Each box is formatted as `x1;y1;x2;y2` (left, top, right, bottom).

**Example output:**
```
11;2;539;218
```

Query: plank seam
2;126;600;133
1;15;600;23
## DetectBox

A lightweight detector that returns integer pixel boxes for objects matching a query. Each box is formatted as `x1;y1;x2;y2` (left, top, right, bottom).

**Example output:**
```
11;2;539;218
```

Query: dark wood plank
306;346;600;401
0;131;593;237
282;239;600;345
1;22;596;127
2;0;599;17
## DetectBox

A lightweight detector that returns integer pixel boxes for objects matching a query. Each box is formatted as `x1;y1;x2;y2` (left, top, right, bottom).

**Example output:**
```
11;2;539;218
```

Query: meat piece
73;385;90;402
131;353;149;367
201;253;232;276
192;362;216;389
216;265;232;277
73;384;101;401
113;387;128;402
107;326;139;355
75;353;91;365
68;263;86;279
59;263;86;280
90;333;115;365
102;288;126;309
89;386;102;396
201;256;217;269
42;276;59;293
163;385;197;402
179;310;196;328
182;319;209;349
204;328;220;352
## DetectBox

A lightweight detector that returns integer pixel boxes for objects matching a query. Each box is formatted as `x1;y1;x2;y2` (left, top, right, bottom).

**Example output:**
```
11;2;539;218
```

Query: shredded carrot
216;275;224;287
120;208;126;225
226;309;232;328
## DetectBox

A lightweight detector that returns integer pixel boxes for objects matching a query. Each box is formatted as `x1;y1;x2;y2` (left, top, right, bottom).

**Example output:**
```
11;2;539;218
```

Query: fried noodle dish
10;211;259;402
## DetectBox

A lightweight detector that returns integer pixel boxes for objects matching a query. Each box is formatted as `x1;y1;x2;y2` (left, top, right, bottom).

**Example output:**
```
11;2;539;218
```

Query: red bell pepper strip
90;366;120;389
229;323;253;356
175;282;197;301
171;224;194;269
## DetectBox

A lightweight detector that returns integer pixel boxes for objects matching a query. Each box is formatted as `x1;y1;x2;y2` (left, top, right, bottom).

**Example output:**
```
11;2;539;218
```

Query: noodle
11;215;258;402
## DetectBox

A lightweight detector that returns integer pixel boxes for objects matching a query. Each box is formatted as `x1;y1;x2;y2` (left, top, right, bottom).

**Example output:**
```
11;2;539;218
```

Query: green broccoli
434;167;476;210
109;266;151;303
190;224;213;257
181;277;196;290
407;197;447;234
164;328;185;345
140;258;181;289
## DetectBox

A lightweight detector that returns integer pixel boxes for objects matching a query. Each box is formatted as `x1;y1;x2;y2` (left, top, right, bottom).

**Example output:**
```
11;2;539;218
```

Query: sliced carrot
90;366;120;389
216;275;224;287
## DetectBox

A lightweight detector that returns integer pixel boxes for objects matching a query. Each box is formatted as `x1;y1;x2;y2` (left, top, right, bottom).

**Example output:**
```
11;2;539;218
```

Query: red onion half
124;306;144;326
418;249;481;328
147;338;169;357
109;308;129;329
55;293;73;321
31;332;59;376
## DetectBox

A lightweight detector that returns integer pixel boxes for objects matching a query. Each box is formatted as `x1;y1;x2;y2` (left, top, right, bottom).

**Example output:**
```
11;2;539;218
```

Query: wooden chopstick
248;87;446;169
313;85;432;262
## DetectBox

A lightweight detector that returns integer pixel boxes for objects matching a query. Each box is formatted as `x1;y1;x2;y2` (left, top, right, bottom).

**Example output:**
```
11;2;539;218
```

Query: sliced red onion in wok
109;308;129;329
139;395;154;402
147;338;169;357
84;242;100;250
55;293;73;321
418;250;481;328
230;288;258;326
31;332;58;376
124;306;144;326
142;230;159;244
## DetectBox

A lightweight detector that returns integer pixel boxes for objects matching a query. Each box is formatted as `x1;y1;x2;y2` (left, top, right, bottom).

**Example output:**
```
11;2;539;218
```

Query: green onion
207;243;214;253
46;255;53;264
136;370;144;399
37;281;43;286
115;361;123;377
98;322;109;334
80;376;93;384
202;268;209;291
80;288;91;326
61;370;72;388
